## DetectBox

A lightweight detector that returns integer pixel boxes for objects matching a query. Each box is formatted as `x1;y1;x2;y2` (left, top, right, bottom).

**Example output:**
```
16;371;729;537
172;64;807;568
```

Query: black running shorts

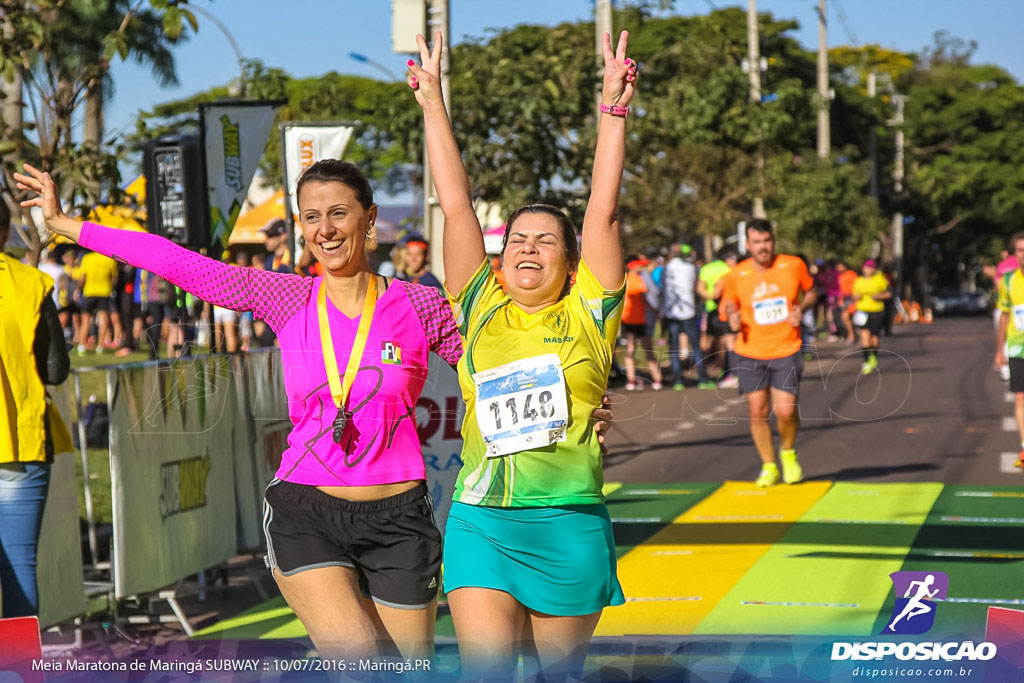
732;351;804;396
1010;358;1024;394
262;480;442;609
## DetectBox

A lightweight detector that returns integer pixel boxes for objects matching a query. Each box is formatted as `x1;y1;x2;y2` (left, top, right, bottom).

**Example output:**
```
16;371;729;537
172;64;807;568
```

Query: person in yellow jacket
0;219;71;618
852;259;891;375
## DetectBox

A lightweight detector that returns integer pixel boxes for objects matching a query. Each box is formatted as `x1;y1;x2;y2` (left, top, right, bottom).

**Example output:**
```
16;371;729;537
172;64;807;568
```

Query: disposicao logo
830;570;997;663
883;570;948;635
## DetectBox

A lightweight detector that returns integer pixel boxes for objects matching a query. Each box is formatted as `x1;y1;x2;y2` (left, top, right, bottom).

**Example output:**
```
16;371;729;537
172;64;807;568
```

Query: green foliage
0;0;193;261
766;151;883;261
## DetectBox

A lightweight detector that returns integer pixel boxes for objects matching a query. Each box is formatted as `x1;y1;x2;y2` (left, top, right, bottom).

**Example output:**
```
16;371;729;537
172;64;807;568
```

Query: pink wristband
599;103;629;117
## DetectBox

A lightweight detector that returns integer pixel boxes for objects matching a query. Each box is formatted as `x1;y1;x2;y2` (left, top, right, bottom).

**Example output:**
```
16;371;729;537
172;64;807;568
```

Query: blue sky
103;1;1021;178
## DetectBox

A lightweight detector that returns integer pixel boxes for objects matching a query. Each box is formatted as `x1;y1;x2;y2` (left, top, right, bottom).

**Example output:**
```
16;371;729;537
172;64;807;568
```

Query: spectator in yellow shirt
72;250;118;354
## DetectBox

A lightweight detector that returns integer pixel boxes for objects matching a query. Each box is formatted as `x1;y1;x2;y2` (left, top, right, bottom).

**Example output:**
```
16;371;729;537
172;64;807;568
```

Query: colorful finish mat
193;482;1024;642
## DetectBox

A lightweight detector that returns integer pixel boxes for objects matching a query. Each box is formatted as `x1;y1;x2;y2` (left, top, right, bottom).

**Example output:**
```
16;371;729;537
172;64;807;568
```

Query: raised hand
601;31;637;108
14;164;80;239
407;31;444;110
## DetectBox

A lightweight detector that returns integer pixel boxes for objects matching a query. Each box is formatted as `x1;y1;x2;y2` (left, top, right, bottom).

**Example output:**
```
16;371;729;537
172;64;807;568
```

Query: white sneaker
1001;365;1011;381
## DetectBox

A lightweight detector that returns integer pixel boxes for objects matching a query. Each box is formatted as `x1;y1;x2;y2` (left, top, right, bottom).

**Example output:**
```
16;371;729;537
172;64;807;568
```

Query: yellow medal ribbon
317;274;378;442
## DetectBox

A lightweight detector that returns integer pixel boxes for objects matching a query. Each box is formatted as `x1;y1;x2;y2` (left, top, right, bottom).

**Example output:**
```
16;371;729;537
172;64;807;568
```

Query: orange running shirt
718;254;813;360
621;271;648;326
838;269;857;298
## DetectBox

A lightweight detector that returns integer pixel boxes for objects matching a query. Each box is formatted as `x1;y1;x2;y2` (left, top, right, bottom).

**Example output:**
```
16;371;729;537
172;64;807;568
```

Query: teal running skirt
443;501;626;616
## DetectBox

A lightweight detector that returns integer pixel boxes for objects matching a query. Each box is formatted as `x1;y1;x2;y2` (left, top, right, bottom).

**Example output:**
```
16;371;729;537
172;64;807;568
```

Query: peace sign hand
407;31;444;110
601;30;637;107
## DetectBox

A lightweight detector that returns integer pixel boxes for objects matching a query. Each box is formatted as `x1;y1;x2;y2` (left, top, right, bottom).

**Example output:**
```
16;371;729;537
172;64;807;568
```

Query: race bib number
753;296;789;326
852;310;869;327
1014;305;1024;331
472;353;569;458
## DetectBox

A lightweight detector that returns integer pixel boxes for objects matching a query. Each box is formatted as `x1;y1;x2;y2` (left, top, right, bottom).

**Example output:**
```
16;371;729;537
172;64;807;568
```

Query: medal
332;410;350;443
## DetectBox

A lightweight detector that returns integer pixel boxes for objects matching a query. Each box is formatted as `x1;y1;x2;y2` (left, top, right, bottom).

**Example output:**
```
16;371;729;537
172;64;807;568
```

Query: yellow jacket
0;254;70;462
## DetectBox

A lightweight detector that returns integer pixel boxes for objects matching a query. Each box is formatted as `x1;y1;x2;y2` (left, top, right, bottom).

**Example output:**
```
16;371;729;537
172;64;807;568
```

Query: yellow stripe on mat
596;481;831;636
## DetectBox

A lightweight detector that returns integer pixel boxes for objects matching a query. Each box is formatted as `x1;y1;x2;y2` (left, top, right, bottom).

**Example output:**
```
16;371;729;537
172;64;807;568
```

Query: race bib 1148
472;354;569;458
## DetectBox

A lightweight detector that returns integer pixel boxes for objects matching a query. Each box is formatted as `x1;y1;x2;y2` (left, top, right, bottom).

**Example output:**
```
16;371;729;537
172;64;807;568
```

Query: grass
73;448;113;525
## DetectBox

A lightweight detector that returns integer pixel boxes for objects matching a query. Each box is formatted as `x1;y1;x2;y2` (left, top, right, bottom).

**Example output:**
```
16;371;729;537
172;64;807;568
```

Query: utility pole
816;0;830;158
867;71;878;198
747;0;766;219
890;93;905;295
422;0;450;281
595;0;613;116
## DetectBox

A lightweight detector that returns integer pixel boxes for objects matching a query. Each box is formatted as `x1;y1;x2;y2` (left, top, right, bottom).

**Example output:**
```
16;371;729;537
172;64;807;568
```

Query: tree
0;0;195;264
898;33;1024;293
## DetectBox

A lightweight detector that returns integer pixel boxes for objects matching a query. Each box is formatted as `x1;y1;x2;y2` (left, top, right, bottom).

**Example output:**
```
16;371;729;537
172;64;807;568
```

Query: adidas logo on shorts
428;577;437;589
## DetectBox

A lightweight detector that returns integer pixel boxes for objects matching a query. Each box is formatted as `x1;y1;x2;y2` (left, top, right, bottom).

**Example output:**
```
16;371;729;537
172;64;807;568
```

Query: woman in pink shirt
17;161;459;660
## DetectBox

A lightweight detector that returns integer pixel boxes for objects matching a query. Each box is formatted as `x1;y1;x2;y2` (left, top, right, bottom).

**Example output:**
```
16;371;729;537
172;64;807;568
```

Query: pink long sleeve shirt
81;222;462;486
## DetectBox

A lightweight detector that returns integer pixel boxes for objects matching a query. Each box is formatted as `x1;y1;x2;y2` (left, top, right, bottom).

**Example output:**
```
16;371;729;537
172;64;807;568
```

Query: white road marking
1006;392;1015;403
1000;453;1023;474
655;429;678;440
679;421;696;429
1003;417;1018;432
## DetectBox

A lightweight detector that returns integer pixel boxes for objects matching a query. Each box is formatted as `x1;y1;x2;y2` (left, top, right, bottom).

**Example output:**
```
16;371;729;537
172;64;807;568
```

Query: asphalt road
602;315;1021;487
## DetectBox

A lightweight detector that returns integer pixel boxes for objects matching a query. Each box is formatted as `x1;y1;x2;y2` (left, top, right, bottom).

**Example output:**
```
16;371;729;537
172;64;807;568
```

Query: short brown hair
1011;232;1024;250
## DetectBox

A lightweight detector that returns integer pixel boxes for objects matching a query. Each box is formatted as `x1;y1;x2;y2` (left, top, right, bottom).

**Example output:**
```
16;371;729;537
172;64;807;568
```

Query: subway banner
200;101;282;258
280;122;356;253
106;357;241;599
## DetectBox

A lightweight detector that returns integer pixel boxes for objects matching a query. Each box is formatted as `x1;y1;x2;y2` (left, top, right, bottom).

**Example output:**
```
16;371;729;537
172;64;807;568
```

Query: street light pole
188;5;247;96
348;52;400;81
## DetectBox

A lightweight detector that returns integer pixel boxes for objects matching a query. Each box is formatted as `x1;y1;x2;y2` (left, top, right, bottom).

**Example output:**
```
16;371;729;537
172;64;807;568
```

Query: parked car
931;289;990;316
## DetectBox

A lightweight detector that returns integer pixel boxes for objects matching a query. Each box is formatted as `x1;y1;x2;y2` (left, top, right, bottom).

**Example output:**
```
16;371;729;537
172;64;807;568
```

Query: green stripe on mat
871;484;1024;639
195;484;718;641
695;482;943;635
605;483;722;558
193;596;308;640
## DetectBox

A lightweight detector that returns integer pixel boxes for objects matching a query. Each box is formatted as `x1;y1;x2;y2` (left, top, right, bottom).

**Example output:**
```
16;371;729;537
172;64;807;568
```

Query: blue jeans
0;462;52;618
665;316;708;383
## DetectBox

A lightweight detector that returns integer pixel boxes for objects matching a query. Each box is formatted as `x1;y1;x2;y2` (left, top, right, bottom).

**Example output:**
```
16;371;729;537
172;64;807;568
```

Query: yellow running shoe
755;463;779;487
780;449;803;484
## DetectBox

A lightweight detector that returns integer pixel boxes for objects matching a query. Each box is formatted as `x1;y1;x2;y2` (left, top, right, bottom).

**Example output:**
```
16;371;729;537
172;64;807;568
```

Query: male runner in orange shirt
720;219;816;486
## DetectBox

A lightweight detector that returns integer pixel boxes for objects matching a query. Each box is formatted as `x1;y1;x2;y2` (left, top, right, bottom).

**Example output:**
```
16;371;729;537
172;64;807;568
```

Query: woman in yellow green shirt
852;259;891;374
408;30;634;680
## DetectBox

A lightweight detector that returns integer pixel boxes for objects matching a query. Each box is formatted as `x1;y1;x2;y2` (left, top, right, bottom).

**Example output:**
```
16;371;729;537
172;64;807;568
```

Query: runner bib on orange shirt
719;254;813;360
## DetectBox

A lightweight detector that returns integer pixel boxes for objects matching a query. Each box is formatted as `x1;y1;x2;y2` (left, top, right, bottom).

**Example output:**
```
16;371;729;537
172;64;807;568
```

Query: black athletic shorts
262;480;442;609
82;296;109;315
733;351;804;396
1010;358;1024;394
706;312;731;337
622;323;647;338
855;310;884;336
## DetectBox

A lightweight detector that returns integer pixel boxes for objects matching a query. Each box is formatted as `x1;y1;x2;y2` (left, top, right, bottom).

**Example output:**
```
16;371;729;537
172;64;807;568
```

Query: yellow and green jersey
854;272;889;313
998;269;1024;358
449;259;624;508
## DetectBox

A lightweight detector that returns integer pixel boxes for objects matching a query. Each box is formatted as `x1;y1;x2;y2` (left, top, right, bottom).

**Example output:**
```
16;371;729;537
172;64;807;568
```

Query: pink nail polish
407;59;415;66
624;58;631;65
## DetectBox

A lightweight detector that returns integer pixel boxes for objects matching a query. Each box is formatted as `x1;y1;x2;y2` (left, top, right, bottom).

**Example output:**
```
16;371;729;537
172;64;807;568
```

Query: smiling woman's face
297;180;376;276
501;212;572;308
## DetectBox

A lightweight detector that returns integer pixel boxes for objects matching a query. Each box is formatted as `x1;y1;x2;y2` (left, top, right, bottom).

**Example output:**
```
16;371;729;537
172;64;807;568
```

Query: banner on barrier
35;383;87;628
107;357;239;598
417;354;464;531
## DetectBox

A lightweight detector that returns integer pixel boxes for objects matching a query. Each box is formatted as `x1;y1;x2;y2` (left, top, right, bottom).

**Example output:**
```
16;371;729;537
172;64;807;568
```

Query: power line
834;0;860;46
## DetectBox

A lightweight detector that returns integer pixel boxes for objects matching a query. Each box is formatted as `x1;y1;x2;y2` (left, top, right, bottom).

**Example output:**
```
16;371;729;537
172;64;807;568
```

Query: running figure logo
882;571;949;634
